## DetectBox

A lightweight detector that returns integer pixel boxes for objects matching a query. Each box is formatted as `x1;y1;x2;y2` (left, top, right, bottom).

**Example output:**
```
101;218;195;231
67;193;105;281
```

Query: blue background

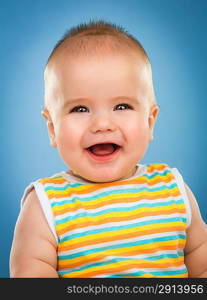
1;0;207;277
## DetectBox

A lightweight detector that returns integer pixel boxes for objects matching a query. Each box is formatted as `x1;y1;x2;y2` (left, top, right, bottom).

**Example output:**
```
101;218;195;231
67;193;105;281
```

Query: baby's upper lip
84;141;122;149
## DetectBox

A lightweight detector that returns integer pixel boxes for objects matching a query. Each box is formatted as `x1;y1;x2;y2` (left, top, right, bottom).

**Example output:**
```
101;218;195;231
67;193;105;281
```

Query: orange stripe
45;174;175;198
123;272;188;278
58;243;185;269
147;164;168;173
62;260;184;278
53;189;181;215
120;243;185;257
56;207;186;235
158;273;188;278
50;190;181;210
58;254;107;269
58;225;185;252
39;178;67;184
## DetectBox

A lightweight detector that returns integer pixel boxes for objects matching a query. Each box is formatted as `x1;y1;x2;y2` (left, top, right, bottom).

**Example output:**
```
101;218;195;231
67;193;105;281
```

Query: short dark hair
46;19;149;65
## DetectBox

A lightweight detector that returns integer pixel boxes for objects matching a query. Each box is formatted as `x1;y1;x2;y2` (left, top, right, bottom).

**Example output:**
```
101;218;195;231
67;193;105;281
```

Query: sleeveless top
21;163;191;278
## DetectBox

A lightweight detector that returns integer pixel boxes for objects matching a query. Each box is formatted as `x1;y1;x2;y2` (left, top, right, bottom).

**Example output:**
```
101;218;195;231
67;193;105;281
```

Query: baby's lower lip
84;146;121;162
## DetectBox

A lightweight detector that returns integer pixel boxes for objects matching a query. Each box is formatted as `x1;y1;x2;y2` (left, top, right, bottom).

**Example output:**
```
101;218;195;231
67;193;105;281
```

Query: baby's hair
46;19;150;65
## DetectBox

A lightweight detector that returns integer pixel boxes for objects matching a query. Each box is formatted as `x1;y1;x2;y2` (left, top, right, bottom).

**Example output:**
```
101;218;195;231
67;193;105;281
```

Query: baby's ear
41;109;57;147
148;104;159;141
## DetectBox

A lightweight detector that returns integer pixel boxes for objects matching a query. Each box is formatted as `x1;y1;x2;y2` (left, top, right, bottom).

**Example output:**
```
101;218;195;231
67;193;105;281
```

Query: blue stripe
58;234;186;260
45;183;83;191
50;183;178;206
59;215;187;243
58;251;184;275
144;169;171;179
145;268;188;277
55;199;185;226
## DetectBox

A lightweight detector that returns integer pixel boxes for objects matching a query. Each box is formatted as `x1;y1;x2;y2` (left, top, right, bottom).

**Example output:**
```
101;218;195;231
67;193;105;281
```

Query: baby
10;20;207;278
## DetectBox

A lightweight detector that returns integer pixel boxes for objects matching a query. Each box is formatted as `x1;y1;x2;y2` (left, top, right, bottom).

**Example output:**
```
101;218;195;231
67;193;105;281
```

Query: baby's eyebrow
63;96;140;107
112;96;141;104
62;98;87;108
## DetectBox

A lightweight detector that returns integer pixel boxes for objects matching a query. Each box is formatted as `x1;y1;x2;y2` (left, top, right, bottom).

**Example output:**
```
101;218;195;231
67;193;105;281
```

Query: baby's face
44;52;158;182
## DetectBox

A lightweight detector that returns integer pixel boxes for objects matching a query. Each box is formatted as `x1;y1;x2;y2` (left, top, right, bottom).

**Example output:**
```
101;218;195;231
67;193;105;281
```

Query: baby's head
42;20;159;183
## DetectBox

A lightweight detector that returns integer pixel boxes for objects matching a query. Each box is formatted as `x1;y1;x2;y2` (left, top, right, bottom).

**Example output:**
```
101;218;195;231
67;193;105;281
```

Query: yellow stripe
44;173;176;196
123;273;188;278
55;203;186;232
58;239;186;267
58;221;186;247
39;163;188;278
51;187;180;212
61;256;184;277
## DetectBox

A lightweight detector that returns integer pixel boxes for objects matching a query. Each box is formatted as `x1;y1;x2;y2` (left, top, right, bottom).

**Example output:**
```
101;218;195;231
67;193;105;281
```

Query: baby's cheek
56;122;77;147
60;133;77;150
128;124;149;151
126;118;148;135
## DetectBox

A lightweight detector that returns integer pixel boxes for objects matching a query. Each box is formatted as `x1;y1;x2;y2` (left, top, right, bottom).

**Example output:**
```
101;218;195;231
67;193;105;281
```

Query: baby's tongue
90;143;115;156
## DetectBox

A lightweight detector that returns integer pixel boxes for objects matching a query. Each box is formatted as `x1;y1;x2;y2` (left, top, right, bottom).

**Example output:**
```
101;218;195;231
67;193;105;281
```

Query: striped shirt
22;163;191;278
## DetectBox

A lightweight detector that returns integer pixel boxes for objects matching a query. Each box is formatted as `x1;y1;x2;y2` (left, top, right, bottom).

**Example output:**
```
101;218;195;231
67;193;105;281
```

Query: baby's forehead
48;34;149;68
45;48;150;95
44;36;154;110
45;36;150;90
44;58;154;113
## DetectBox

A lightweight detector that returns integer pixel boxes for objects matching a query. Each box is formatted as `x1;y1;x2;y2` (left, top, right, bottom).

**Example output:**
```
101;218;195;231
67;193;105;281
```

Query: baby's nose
90;113;117;133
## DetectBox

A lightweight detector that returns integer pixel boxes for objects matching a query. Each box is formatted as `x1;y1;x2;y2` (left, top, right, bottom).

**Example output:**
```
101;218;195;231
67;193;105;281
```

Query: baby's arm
10;189;58;277
184;184;207;277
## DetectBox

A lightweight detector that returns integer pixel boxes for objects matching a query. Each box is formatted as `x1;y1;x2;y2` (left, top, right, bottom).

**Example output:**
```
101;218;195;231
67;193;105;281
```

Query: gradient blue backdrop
1;0;207;277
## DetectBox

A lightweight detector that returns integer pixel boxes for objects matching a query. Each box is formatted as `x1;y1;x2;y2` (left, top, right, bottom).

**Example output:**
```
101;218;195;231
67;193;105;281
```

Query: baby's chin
70;166;137;183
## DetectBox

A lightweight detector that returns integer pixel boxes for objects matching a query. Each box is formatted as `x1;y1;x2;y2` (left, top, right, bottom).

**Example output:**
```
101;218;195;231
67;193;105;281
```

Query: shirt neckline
60;164;147;185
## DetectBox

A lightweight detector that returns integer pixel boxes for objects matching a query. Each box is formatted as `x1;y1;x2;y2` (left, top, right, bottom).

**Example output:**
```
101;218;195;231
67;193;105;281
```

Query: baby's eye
69;105;89;113
114;103;133;110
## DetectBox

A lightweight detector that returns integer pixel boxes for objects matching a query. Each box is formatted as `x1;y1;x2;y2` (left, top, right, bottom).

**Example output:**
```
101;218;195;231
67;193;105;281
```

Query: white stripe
42;182;72;189
50;178;178;202
47;186;178;205
104;249;184;260
53;194;184;222
94;265;187;278
58;212;187;240
59;231;185;256
59;249;184;275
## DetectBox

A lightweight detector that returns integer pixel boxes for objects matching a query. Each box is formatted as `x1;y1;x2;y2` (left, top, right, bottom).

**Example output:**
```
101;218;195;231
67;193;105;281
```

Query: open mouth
85;143;121;161
88;143;120;156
